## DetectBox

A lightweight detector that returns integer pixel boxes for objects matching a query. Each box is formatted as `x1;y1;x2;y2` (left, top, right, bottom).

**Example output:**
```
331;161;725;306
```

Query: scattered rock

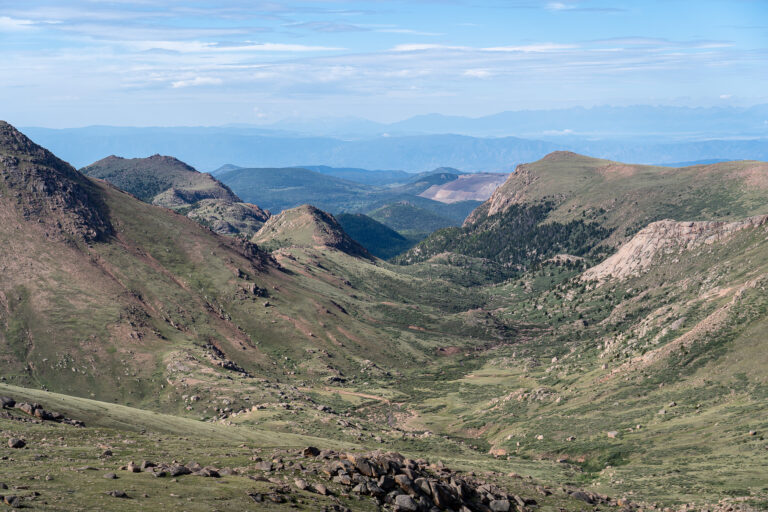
3;495;21;508
607;431;619;438
106;490;130;499
302;446;320;457
489;499;511;512
104;473;118;480
7;438;25;449
571;490;595;504
394;494;419;511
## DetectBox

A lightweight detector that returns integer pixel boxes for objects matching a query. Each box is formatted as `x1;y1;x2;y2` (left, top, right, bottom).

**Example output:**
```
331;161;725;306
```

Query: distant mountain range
21;105;768;172
259;104;768;140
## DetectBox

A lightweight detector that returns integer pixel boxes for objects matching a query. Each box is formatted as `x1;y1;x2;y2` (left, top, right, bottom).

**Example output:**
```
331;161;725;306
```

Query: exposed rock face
582;215;768;281
187;199;270;237
0;121;113;242
464;164;537;226
419;173;509;204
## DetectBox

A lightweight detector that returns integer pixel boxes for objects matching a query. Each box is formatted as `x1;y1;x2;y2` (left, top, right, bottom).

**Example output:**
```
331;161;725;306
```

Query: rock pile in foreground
0;396;84;427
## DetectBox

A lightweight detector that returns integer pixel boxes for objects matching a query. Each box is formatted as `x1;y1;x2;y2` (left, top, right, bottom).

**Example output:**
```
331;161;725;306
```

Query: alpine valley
0;121;766;512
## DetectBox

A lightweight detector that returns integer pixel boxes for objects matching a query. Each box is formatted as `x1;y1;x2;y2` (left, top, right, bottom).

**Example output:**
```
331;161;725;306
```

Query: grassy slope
81;155;238;206
400;152;768;275
384;222;768;507
336;213;415;259
473;152;768;242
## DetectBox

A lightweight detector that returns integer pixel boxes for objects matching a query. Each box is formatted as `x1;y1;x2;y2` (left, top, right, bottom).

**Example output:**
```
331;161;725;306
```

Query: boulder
394;494;419;511
302;446;320;457
490;500;511;512
3;495;21;508
168;465;191;477
7;438;25;449
571;490;596;504
254;461;273;471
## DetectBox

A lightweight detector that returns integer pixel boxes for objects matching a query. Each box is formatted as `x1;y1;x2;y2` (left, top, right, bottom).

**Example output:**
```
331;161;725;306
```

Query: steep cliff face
582;215;768;281
0;121;113;242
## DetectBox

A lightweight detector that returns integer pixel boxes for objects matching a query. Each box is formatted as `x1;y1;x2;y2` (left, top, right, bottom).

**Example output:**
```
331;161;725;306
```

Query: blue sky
1;0;766;127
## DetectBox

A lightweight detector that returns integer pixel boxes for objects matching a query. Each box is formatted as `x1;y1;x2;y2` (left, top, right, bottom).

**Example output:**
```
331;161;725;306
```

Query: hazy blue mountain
22;126;559;172
389;104;768;139
21;107;768;173
216;166;481;222
303;165;412;186
210;163;243;175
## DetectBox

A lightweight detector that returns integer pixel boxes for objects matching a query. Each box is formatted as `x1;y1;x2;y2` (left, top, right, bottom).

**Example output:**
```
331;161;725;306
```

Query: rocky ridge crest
0;121;112;242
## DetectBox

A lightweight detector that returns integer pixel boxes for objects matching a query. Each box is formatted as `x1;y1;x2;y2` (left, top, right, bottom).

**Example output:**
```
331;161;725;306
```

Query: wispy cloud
483;43;577;52
391;44;468;52
130;41;345;53
171;76;223;88
376;28;443;36
0;15;41;30
286;21;367;32
463;68;494;78
546;2;626;13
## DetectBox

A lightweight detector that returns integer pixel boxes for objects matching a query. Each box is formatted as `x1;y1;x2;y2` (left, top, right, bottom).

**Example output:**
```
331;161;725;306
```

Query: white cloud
483;43;576;52
132;41;344;53
390;44;468;52
719;94;732;99
0;16;36;30
463;69;494;78
546;2;572;10
171;76;223;88
376;29;442;36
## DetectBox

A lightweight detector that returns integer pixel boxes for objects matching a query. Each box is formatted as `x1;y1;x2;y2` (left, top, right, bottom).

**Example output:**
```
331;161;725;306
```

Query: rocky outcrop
582;215;768;281
419;173;509;204
186;199;270;237
1;396;85;427
464;165;537;226
0;121;113;242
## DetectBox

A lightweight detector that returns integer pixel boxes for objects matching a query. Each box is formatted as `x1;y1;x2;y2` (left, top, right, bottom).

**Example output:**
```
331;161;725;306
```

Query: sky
1;0;766;127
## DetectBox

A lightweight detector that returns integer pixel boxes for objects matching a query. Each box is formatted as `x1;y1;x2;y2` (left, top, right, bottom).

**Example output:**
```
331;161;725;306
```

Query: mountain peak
253;204;372;259
0;121;112;242
82;154;238;206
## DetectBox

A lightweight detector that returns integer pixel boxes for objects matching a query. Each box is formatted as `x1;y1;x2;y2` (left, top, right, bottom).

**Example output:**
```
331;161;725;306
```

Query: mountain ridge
0;121;112;243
